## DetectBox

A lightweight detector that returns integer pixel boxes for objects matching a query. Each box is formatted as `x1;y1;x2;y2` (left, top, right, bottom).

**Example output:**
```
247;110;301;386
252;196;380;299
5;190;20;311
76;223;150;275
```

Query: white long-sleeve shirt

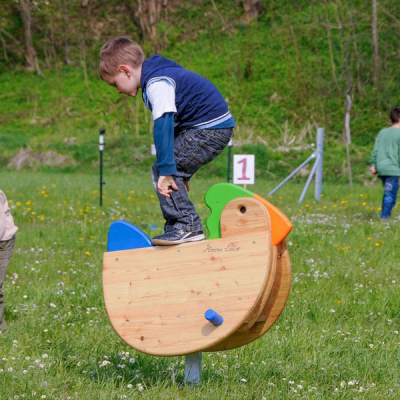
0;190;18;241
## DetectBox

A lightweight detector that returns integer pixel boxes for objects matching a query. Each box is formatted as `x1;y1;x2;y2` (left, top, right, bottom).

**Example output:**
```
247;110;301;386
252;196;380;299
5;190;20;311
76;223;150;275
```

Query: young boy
370;107;400;219
99;37;235;245
0;189;18;333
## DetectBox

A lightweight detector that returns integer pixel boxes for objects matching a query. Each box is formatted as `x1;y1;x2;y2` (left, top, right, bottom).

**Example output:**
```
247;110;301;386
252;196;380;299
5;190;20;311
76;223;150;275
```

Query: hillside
1;0;400;183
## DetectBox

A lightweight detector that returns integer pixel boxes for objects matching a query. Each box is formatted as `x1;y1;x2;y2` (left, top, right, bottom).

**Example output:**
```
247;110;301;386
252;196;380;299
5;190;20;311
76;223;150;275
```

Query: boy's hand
158;175;178;197
370;166;377;175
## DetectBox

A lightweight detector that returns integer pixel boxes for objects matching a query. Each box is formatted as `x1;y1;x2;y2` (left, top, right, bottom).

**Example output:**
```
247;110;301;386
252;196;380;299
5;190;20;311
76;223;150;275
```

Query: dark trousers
0;236;15;332
151;127;233;232
379;176;399;219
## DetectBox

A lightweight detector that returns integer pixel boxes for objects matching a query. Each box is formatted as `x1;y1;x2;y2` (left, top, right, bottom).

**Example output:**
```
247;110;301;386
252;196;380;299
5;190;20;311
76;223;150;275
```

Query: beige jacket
0;190;18;241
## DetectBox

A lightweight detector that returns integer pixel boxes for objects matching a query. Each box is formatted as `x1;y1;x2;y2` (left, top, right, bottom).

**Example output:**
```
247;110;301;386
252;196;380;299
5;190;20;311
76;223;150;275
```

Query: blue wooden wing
107;220;153;251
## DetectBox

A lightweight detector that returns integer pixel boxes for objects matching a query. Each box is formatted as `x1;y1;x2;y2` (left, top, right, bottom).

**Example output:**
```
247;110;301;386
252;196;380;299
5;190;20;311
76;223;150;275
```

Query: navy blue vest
141;55;231;128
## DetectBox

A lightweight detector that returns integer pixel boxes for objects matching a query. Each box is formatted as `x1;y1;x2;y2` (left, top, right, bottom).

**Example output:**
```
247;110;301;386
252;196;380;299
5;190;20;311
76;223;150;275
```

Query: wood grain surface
103;198;274;356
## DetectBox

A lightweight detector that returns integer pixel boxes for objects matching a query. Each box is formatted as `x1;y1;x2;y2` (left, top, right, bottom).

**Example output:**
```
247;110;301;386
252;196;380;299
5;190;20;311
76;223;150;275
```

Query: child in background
0;189;18;333
99;37;235;245
370;107;400;219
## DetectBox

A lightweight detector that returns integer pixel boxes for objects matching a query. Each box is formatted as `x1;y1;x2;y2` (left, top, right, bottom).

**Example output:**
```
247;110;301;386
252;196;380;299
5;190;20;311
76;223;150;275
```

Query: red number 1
237;158;250;180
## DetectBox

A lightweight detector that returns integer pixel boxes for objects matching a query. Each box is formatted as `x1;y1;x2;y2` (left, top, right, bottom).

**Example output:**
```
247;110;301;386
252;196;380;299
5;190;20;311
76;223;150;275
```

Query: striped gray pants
0;236;15;332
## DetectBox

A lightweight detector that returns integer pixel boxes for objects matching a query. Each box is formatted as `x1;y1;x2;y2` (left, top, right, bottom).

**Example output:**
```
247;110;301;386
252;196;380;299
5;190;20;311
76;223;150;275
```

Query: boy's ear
118;65;131;76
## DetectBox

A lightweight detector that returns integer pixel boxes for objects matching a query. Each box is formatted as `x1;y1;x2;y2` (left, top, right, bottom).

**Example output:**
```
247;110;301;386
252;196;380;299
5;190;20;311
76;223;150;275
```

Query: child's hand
158;175;178;197
370;166;377;175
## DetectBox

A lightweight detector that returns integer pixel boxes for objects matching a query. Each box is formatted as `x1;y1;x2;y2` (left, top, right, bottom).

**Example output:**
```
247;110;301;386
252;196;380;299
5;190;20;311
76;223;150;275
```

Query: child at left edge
0;189;18;333
99;37;235;246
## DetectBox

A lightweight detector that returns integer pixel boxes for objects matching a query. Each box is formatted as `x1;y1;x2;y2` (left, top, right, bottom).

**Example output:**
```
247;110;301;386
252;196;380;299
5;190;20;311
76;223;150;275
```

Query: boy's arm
370;135;380;174
154;112;178;197
147;79;178;197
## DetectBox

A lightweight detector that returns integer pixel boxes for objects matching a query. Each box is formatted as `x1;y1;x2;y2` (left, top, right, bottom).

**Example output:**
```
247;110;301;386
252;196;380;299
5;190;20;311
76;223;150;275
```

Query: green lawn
0;171;399;399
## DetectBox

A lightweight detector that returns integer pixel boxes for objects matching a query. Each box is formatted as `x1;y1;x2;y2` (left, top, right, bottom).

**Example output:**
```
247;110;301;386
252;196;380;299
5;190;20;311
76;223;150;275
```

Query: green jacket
370;127;400;176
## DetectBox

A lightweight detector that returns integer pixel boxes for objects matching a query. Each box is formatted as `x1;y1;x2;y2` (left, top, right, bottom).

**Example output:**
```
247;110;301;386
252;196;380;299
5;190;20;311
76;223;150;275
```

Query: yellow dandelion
130;190;135;194
26;200;32;206
85;251;91;256
375;243;380;247
31;211;37;216
16;202;21;207
367;237;371;241
362;202;367;206
79;237;83;241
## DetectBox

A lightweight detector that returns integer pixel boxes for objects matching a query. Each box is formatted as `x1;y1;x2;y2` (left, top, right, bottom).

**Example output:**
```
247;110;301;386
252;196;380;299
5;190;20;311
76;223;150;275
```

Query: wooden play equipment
102;183;293;379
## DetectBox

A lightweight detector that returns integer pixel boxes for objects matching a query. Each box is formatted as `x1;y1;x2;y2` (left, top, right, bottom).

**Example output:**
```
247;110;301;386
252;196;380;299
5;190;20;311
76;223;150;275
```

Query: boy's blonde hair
99;37;146;78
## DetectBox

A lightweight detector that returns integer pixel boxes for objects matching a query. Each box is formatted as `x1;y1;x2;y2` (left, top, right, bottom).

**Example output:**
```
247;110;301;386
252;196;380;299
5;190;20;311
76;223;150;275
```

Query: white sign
233;154;255;185
99;134;105;151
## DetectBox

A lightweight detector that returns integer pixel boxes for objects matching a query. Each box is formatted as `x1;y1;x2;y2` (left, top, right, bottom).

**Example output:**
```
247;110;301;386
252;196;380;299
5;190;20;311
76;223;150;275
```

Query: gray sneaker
152;229;205;246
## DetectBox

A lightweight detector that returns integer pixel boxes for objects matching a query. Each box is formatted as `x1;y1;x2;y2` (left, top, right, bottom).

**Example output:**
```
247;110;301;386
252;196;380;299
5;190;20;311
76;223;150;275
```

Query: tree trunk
137;0;169;52
344;89;353;188
372;0;381;108
62;0;71;65
19;0;35;70
323;1;341;94
243;0;262;23
19;0;43;76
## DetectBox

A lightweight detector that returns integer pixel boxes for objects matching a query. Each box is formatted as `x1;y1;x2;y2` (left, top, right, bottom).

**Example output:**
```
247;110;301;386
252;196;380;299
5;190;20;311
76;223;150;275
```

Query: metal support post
227;138;233;183
314;127;324;201
298;155;320;204
99;129;106;206
184;352;202;385
268;153;316;197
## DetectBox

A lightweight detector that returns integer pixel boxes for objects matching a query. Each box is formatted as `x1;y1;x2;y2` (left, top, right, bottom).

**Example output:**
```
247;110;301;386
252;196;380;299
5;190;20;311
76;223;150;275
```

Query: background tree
19;0;42;75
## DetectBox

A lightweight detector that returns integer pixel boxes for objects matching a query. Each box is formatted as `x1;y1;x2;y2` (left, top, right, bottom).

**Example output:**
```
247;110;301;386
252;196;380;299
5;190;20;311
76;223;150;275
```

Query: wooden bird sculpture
103;183;292;356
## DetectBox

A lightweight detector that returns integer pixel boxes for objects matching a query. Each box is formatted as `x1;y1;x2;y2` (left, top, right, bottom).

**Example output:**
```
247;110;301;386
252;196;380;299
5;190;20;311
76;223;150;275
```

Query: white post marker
233;154;255;188
99;131;105;151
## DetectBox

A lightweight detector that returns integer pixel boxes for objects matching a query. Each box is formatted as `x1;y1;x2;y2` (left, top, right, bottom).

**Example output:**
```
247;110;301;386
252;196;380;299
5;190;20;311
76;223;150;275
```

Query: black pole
227;139;232;183
99;129;105;206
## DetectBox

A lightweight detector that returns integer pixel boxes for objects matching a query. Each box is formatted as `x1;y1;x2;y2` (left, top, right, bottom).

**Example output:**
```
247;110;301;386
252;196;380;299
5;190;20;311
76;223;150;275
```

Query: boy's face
104;65;141;97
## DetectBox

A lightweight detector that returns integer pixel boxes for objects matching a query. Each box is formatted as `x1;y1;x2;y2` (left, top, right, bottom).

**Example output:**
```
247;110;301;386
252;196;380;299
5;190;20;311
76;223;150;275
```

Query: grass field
0;170;399;399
